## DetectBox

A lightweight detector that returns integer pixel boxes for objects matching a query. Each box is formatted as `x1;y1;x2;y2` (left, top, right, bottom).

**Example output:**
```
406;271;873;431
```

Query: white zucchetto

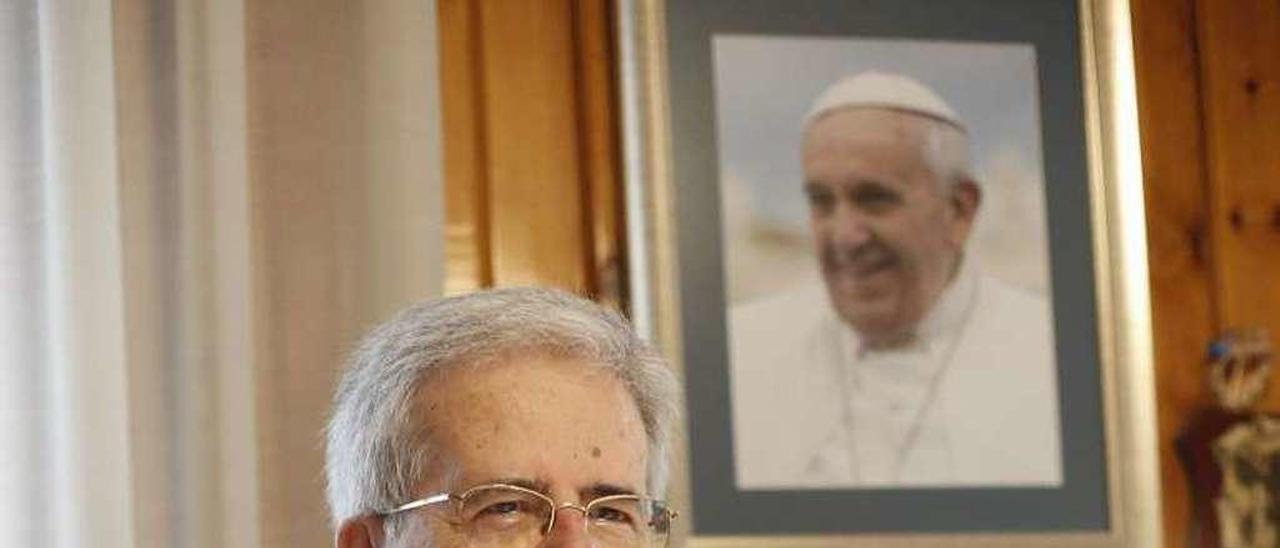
805;71;965;131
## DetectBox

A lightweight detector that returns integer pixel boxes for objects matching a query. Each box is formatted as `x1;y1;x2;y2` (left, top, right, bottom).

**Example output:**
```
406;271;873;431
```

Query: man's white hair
805;71;976;191
324;287;680;530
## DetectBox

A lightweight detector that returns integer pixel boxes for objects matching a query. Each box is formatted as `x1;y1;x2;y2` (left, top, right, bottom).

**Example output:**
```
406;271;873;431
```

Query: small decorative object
1177;328;1279;548
1214;416;1279;548
1207;331;1273;412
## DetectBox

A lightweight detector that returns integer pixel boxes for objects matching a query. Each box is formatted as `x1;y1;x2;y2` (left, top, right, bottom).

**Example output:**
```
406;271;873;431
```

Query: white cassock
728;260;1063;488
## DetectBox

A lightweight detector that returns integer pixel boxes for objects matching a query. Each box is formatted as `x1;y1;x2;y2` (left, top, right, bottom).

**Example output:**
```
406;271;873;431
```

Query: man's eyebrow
582;482;639;499
468;478;640;499
483;477;550;493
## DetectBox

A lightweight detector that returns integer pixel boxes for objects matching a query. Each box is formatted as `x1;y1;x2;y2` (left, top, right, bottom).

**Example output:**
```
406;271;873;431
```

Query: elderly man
326;287;679;547
731;72;1062;488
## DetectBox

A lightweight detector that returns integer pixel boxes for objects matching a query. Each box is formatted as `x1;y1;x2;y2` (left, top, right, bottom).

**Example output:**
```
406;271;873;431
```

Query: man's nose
539;506;594;548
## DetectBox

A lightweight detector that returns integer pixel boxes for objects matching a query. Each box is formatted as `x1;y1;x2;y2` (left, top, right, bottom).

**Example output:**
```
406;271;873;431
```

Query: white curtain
0;0;444;546
3;0;138;545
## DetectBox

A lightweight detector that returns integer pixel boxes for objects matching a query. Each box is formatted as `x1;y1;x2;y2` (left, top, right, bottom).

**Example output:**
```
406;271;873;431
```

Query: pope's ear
336;515;385;548
949;179;981;223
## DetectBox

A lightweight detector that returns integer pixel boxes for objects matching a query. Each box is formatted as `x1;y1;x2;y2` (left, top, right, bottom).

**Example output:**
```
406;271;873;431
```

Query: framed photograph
617;0;1160;546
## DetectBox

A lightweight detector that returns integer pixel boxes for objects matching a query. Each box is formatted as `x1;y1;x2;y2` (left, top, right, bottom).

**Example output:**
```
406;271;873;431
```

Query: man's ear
336;516;386;548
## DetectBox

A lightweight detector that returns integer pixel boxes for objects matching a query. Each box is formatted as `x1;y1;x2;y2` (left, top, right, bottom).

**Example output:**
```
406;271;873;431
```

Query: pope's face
389;357;650;548
802;108;976;347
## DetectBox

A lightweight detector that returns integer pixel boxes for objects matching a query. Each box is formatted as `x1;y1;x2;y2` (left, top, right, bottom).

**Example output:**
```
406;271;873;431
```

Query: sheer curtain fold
2;0;442;546
1;1;46;544
35;0;136;545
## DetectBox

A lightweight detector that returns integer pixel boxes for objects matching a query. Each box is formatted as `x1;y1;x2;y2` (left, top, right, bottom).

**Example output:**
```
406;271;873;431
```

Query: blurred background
2;0;1278;546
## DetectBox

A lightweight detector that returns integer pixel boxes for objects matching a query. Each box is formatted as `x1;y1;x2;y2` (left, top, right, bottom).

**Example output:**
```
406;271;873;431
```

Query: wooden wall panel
572;0;628;307
480;0;590;290
1133;0;1280;545
1196;0;1280;413
440;0;492;294
439;0;624;302
1131;0;1217;544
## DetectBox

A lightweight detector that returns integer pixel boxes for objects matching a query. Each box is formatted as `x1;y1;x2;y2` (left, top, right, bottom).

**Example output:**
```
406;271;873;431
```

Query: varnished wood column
1195;0;1280;361
1132;0;1216;544
439;0;626;307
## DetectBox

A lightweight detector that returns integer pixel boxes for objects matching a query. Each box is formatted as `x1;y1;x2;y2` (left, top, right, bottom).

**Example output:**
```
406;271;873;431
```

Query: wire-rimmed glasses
381;483;675;547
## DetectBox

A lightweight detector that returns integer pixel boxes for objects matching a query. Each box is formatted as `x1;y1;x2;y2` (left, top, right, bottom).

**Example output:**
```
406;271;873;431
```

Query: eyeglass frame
378;482;678;543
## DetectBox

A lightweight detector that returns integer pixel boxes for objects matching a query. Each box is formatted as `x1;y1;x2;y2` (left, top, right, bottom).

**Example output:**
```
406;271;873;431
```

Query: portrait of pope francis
727;67;1064;489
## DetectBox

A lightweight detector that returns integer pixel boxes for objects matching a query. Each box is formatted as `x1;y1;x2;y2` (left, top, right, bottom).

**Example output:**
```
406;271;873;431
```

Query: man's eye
589;506;635;524
467;499;540;533
478;501;522;516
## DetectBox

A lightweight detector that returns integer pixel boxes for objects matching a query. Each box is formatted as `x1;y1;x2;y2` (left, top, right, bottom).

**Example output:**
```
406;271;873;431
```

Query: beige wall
246;0;445;545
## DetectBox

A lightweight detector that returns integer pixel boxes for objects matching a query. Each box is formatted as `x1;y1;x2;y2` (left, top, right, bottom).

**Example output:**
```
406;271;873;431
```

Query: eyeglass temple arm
382;493;452;516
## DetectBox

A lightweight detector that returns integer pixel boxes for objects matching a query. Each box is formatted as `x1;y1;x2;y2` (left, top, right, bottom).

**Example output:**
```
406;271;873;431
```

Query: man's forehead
412;357;649;475
413;358;630;422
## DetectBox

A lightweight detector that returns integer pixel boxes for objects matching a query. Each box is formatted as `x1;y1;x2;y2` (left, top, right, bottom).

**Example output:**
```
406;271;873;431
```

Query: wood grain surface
1133;0;1280;545
439;0;623;301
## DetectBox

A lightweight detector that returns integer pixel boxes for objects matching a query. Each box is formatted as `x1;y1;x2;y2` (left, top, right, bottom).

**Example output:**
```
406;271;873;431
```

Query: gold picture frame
617;0;1161;546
